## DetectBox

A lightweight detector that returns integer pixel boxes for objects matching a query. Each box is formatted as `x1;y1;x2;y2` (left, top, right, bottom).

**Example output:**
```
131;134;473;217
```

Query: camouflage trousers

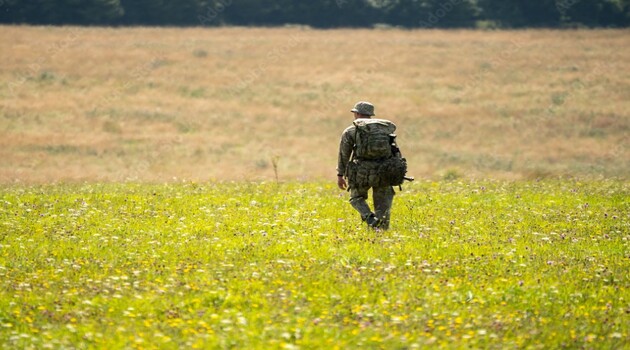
349;185;395;230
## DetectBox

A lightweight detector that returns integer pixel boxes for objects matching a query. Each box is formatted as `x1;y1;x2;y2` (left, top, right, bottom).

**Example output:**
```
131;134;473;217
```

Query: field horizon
1;26;629;184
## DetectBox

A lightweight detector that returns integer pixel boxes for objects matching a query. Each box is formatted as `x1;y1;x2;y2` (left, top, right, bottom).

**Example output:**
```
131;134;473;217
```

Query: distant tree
159;0;204;25
221;0;378;28
315;0;379;28
0;0;29;24
119;0;161;25
62;0;124;24
120;0;203;25
383;0;479;28
0;0;123;24
1;0;628;27
478;0;561;27
197;0;231;26
559;0;629;26
221;0;279;26
479;0;630;28
293;0;379;28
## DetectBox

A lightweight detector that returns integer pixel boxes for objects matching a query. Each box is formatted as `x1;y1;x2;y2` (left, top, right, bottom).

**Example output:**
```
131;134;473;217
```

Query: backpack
347;157;408;188
347;118;410;188
353;118;397;160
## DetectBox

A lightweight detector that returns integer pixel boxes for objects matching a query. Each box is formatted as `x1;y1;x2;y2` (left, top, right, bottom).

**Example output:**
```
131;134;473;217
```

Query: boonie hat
351;101;375;116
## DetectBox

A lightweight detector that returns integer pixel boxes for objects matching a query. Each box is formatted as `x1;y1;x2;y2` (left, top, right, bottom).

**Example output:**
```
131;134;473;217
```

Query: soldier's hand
337;175;347;190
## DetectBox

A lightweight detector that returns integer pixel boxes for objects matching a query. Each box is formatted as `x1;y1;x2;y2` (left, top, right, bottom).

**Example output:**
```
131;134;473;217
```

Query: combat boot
366;214;381;228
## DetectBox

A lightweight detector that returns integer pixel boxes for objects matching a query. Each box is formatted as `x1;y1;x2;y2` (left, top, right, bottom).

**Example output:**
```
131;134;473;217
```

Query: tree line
1;0;629;28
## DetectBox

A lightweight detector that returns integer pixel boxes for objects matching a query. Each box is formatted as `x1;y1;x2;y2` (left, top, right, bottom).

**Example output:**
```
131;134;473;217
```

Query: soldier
337;101;396;230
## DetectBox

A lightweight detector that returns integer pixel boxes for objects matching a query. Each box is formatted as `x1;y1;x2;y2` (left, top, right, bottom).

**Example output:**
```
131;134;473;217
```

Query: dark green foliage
383;0;479;28
559;0;629;27
478;0;561;27
1;0;124;25
478;0;629;27
0;0;628;27
120;0;204;25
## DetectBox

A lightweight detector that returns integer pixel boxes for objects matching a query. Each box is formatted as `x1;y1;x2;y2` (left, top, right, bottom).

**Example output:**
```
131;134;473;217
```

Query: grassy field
0;180;628;349
1;26;629;183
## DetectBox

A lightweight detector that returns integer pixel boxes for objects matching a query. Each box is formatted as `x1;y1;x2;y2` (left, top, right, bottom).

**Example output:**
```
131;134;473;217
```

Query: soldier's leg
349;186;374;222
373;186;395;230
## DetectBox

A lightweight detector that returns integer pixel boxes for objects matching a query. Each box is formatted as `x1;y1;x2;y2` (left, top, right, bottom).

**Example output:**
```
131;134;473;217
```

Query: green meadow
1;180;628;349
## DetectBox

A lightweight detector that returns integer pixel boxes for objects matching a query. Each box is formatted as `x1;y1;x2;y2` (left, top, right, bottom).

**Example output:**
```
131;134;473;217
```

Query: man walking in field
337;101;406;230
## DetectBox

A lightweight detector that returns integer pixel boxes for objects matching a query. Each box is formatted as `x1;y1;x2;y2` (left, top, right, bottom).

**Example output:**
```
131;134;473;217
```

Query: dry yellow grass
1;26;628;183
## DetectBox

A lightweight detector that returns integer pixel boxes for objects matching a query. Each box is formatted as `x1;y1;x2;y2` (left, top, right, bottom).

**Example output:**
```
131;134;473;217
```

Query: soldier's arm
336;128;354;177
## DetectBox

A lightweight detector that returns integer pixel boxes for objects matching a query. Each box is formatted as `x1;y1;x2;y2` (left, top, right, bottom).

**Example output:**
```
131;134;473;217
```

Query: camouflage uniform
337;102;395;230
